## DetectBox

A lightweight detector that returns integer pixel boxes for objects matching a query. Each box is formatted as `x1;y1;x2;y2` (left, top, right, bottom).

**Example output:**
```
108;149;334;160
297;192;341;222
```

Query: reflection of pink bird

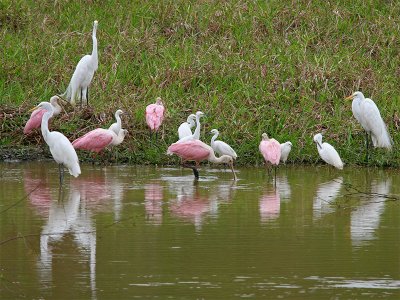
170;195;210;229
259;133;281;165
72;128;128;153
145;97;165;133
144;184;164;224
24;96;62;134
23;171;52;216
259;190;280;222
167;139;237;180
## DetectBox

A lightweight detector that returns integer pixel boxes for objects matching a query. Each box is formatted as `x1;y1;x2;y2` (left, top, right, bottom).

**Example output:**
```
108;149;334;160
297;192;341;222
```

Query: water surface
0;162;399;299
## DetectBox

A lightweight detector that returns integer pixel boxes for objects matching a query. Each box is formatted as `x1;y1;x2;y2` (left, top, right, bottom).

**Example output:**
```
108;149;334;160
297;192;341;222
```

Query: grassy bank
1;0;400;166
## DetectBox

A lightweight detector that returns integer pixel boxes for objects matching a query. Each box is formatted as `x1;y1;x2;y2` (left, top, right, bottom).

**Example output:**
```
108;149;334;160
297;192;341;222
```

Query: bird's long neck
41;111;52;142
208;151;229;164
91;27;98;68
115;113;121;130
193;116;201;139
211;132;218;148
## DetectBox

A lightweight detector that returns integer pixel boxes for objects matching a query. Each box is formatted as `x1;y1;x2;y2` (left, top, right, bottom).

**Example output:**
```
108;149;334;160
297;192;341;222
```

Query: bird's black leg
365;131;369;164
183;162;199;180
274;166;277;188
59;164;64;185
87;87;89;106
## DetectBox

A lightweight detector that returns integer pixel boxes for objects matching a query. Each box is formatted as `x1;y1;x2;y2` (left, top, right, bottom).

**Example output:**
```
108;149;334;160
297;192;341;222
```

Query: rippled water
0;162;399;299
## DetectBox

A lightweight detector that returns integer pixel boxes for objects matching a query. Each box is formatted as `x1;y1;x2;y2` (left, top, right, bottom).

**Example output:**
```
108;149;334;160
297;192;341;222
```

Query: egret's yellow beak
345;95;354;100
28;106;39;112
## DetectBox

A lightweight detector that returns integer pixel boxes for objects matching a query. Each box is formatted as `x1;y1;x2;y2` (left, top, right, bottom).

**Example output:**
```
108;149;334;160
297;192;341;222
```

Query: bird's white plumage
350;91;392;149
210;129;237;159
177;111;204;143
313;133;343;170
280;141;292;163
178;114;196;139
109;109;123;135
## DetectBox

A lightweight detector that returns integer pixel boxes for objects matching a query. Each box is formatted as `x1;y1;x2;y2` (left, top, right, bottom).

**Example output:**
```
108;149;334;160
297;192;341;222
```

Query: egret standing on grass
178;114;196;139
210;129;237;160
280;141;293;164
259;133;281;181
108;109;124;135
167;139;237;181
61;20;98;106
346;91;392;161
145;97;165;138
30;102;81;184
313;133;343;170
24;96;63;134
177;111;204;143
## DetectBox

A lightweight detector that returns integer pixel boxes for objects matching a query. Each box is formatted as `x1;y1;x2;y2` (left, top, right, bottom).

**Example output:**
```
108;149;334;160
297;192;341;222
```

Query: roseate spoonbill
178;114;196;139
210;129;237;159
145;97;165;137
24;96;63;134
346;91;392;161
108;109;124;135
61;20;98;106
259;133;281;182
167;139;237;180
72;128;128;153
313;133;343;169
280;141;292;164
177;111;204;143
29;102;81;184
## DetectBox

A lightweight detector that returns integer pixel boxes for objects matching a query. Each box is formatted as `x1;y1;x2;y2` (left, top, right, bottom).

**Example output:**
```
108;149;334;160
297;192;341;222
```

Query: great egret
30;102;81;184
61;20;98;106
72;128;128;153
24;96;63;134
178;114;196;139
280;141;293;164
210;129;237;159
167;139;237;180
313;133;343;169
108;109;124;135
259;133;281;181
145;97;165;137
346;91;392;160
177;111;204;143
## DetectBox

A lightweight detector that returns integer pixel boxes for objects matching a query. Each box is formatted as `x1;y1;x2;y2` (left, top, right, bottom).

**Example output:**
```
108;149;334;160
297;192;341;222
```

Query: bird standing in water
313;133;343;170
259;133;281;182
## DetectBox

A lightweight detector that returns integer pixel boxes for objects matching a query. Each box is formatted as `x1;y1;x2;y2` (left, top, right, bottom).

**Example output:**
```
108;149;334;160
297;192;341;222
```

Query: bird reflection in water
313;177;343;220
144;183;164;225
259;189;280;222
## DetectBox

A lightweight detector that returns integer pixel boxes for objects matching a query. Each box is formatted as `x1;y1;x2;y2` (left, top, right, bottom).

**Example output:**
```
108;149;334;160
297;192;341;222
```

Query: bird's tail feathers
68;162;81;178
373;123;393;150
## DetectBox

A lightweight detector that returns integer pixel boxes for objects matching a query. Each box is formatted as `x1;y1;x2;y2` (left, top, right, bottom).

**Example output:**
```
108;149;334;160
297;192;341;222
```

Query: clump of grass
1;0;400;166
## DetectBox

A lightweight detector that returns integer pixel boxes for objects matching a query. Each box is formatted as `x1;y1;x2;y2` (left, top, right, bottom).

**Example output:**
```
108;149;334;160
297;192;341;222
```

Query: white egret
346;91;392;160
30;102;81;184
178;114;196;139
62;20;98;106
177;111;204;143
313;133;343;170
210;129;237;160
108;109;124;135
280;141;292;163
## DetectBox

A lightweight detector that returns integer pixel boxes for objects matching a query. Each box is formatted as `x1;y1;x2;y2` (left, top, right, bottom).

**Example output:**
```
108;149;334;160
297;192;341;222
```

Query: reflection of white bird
313;177;343;219
313;133;343;170
108;109;124;135
177;111;204;143
280;141;292;163
346;91;392;153
30;102;81;184
178;114;196;139
62;20;98;106
210;129;237;160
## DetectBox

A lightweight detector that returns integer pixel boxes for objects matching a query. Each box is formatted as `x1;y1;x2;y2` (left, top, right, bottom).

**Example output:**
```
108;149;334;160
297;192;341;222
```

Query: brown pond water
0;162;399;299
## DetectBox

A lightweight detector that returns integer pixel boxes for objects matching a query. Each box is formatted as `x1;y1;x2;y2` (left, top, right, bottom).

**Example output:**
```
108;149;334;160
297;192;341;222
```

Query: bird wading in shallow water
259;133;281;183
313;133;343;170
178;114;196;140
346;91;392;162
145;97;165;139
210;129;237;160
24;96;63;135
280;141;293;164
167;139;237;181
61;20;98;106
29;102;81;184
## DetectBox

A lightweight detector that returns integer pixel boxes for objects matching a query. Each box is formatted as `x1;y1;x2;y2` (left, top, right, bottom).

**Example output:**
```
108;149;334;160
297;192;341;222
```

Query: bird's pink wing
168;140;210;161
145;104;157;130
259;141;269;162
24;109;46;134
259;140;281;165
73;128;113;152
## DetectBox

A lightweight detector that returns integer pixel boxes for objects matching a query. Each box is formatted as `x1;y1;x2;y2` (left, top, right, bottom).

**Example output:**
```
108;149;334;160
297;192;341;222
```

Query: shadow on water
0;162;399;299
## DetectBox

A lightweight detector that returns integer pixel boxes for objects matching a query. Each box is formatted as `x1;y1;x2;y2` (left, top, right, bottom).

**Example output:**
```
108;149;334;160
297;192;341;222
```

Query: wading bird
346;91;392;161
145;97;165;137
108;109;124;135
177;111;204;143
72;128;128;153
61;20;98;106
30;102;81;184
167;139;237;180
178;114;196;139
280;141;293;164
259;133;281;181
210;129;237;160
24;96;63;134
313;133;343;169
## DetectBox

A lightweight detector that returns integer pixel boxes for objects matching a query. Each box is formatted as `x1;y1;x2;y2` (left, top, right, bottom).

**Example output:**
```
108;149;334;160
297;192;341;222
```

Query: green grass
1;0;400;166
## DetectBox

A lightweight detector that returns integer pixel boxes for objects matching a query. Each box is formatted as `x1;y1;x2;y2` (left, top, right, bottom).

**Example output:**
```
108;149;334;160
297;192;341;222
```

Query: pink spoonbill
259;133;281;181
72;128;128;153
145;97;165;138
